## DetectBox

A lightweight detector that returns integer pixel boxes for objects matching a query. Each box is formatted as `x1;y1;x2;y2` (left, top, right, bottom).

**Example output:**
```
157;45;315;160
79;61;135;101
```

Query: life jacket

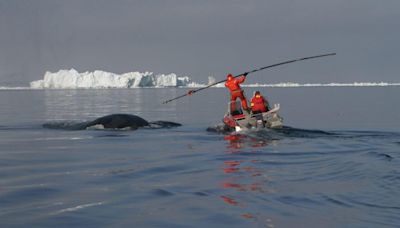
225;75;246;92
250;95;267;113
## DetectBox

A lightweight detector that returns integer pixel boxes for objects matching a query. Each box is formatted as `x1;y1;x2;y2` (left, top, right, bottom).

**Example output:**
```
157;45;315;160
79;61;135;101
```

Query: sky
1;0;399;86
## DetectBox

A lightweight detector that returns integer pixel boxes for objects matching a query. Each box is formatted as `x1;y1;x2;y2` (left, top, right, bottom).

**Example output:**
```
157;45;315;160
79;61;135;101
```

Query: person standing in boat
225;73;249;113
250;91;270;114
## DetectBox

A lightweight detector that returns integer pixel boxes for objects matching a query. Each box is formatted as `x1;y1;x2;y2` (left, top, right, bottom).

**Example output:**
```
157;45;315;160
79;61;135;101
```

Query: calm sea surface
0;87;399;227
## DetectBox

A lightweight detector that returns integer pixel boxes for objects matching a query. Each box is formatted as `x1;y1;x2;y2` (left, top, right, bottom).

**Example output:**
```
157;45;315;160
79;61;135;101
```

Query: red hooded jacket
250;95;268;113
225;75;246;92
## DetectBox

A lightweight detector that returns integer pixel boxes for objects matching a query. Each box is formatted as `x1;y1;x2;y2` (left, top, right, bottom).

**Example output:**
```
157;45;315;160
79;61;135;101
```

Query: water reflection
221;159;273;194
224;134;271;150
43;89;142;121
220;134;276;227
43;89;179;122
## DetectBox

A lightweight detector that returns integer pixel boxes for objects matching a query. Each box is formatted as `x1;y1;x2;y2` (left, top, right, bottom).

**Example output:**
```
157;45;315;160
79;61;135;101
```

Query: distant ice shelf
30;69;198;89
22;68;400;89
242;82;400;88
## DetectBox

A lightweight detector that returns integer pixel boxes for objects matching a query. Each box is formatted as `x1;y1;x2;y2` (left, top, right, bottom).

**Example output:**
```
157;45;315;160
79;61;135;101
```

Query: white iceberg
30;69;193;89
242;82;400;88
28;69;400;89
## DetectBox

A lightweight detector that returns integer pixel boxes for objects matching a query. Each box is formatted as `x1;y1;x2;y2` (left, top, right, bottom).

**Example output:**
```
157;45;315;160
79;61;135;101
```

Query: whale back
86;114;149;129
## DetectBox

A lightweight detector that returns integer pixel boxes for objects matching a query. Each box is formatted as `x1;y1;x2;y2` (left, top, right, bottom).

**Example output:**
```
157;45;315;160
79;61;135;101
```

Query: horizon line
1;81;400;90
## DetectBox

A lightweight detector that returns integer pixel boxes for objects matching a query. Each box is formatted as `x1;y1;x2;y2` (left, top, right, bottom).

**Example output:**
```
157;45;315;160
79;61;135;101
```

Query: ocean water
0;87;399;227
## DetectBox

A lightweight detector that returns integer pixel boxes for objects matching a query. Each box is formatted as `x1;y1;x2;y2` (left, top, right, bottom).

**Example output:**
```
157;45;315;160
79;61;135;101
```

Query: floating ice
30;69;193;89
242;82;400;88
26;69;400;89
0;87;30;90
208;76;216;85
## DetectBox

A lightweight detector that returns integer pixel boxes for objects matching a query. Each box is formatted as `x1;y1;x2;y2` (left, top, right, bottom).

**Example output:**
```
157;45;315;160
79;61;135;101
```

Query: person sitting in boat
225;73;249;113
250;91;270;114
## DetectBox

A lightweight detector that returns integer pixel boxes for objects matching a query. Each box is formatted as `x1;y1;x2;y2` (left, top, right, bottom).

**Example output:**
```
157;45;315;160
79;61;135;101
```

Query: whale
43;114;181;130
84;114;149;130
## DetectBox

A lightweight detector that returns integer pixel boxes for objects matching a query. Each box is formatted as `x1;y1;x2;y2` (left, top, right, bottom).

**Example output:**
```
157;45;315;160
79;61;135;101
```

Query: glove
243;72;249;77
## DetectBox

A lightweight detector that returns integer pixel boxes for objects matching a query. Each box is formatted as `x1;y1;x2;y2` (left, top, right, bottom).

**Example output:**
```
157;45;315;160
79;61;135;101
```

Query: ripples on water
0;125;399;227
217;128;400;227
0;89;399;227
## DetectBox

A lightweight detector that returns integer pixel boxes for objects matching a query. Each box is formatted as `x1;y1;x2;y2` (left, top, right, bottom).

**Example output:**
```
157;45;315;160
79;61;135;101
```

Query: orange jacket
250;95;268;112
225;75;246;92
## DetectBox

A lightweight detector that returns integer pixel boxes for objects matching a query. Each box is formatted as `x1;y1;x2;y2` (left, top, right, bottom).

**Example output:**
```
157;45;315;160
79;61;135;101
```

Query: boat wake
213;126;336;141
209;125;400;142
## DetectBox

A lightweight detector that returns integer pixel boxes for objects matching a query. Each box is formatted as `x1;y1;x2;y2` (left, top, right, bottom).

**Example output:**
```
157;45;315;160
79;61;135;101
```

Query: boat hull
225;104;283;132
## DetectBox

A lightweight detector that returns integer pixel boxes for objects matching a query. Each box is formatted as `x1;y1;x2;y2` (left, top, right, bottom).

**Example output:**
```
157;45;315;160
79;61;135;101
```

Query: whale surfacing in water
43;114;181;130
84;114;149;130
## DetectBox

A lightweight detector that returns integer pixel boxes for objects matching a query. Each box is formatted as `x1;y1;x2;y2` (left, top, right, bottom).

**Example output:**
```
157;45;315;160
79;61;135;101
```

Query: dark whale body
85;114;149;130
43;114;181;130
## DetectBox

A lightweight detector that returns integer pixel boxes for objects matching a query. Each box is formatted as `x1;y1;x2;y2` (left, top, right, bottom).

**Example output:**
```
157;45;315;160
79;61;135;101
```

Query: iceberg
28;69;400;89
242;82;400;88
0;86;30;90
30;69;193;89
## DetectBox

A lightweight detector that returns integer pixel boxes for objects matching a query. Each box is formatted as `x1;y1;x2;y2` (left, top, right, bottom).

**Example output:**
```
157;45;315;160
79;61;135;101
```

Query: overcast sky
1;0;399;86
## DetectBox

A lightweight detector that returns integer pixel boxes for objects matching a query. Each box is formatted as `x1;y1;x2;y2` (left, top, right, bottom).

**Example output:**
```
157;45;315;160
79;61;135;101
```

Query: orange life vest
225;75;246;92
250;95;268;113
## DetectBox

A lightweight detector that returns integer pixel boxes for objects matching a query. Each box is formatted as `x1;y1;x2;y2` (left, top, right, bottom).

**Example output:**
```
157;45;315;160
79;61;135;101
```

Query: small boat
221;101;283;132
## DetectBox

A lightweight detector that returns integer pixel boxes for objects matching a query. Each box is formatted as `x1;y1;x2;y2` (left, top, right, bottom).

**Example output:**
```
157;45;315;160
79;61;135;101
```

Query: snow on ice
28;68;400;89
30;69;197;89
